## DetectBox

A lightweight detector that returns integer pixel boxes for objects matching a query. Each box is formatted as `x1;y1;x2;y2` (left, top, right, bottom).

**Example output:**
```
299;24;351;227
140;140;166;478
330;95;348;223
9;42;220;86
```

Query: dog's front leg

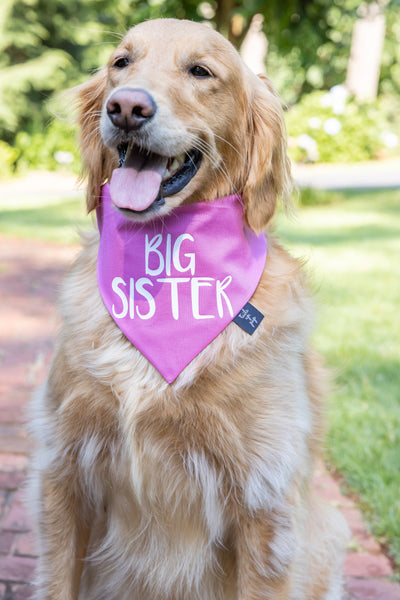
235;507;294;600
33;470;90;600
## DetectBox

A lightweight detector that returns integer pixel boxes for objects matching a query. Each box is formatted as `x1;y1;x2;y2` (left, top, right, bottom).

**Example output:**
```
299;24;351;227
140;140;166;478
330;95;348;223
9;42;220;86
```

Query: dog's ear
243;74;292;233
74;69;115;213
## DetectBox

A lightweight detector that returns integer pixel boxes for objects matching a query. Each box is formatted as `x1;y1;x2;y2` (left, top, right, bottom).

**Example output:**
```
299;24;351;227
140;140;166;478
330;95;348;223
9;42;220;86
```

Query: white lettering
173;234;195;275
157;277;190;320
145;234;164;276
136;278;155;319
165;234;172;276
112;277;128;319
191;277;214;320
111;246;234;323
129;278;135;319
216;275;233;318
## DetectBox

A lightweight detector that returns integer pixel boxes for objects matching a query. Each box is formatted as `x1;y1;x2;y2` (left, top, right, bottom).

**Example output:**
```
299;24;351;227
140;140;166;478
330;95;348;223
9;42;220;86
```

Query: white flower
297;134;319;161
320;93;332;108
323;118;342;136
54;150;74;165
308;117;322;129
320;85;348;114
380;130;399;149
329;85;349;102
332;101;345;115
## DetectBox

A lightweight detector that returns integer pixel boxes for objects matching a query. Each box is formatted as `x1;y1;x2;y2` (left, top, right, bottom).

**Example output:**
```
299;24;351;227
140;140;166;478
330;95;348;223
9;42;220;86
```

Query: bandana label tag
233;302;264;334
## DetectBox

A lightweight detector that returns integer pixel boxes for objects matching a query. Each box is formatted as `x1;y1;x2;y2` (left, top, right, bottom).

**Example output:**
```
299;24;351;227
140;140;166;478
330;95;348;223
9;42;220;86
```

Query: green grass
276;188;400;568
1;184;400;567
0;195;91;244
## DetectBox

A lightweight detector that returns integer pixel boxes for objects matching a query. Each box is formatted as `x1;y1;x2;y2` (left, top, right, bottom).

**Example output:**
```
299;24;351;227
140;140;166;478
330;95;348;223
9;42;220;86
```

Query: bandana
97;184;267;382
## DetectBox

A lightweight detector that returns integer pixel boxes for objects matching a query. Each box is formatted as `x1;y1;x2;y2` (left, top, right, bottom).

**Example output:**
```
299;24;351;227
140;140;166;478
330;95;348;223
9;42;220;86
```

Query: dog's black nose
106;88;157;131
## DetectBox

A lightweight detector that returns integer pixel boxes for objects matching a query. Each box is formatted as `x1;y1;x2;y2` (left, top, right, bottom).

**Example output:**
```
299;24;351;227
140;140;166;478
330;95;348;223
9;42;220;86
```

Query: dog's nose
106;88;157;131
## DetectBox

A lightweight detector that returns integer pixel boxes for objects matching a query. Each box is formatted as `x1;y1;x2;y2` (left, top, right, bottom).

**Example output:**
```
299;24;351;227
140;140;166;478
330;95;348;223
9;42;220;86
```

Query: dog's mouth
109;143;202;214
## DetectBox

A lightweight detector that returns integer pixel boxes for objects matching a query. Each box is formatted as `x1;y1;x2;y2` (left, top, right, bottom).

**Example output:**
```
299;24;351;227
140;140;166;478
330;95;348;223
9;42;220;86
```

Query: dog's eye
113;57;130;69
189;65;212;78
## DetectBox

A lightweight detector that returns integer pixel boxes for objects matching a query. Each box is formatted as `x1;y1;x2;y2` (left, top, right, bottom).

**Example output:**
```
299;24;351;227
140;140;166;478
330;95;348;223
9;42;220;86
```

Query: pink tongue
109;150;168;212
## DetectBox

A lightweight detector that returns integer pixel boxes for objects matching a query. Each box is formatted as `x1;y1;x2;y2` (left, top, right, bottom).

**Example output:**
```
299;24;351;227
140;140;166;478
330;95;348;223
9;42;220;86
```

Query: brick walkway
0;235;399;600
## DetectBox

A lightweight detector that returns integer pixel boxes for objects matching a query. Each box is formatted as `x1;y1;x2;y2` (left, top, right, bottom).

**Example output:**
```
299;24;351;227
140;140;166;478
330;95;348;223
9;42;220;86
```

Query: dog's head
76;18;291;232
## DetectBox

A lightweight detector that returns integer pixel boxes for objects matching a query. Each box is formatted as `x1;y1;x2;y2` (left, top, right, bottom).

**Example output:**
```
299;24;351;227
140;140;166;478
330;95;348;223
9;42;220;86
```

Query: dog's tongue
109;150;168;212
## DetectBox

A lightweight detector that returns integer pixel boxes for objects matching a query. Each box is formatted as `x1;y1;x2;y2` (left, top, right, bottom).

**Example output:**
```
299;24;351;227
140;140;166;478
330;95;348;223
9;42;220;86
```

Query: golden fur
29;18;348;600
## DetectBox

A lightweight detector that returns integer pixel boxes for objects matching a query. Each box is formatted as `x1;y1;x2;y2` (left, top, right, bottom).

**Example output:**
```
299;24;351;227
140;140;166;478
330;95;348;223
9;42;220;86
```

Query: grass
275;188;400;568
0;195;91;244
1;182;399;567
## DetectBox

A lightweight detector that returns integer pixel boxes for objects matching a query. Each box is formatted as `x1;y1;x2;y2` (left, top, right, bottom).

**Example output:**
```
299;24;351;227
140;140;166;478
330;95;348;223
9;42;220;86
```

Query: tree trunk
215;0;234;39
346;2;386;101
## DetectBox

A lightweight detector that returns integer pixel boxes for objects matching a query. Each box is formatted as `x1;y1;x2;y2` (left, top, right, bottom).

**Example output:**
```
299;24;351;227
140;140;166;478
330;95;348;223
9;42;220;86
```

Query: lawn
1;183;399;567
0;193;90;244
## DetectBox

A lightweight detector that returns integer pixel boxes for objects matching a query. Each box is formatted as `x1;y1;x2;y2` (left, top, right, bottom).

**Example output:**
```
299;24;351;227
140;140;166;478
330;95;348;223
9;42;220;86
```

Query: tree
1;0;399;153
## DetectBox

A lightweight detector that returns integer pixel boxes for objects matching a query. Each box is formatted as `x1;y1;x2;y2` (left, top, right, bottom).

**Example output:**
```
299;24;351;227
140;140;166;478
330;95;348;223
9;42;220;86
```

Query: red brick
0;555;36;582
0;471;25;491
0;531;14;555
343;508;368;535
2;501;32;533
347;577;400;600
11;584;34;600
344;552;393;578
314;462;354;508
0;425;30;455
14;532;37;558
0;490;8;516
0;405;23;423
11;489;27;507
344;507;382;554
0;455;28;472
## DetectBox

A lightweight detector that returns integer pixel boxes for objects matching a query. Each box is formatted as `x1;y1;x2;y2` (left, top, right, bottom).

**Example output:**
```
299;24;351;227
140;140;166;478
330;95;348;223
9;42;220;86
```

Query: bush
286;87;400;164
14;118;80;173
0;141;19;178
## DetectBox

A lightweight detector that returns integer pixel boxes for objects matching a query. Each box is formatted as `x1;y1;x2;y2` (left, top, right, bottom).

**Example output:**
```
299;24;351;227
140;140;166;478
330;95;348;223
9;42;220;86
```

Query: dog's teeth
162;153;187;182
170;158;181;172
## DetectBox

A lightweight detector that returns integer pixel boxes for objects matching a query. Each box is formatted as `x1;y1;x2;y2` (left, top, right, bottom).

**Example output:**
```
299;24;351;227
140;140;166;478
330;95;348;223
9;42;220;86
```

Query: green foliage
380;2;400;97
286;88;399;163
0;49;73;138
0;0;201;153
264;0;358;104
1;0;400;171
14;118;80;173
0;140;19;177
265;1;400;104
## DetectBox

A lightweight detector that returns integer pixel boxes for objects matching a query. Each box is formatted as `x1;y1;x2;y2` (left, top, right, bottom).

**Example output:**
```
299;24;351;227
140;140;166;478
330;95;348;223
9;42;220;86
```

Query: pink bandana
97;184;267;382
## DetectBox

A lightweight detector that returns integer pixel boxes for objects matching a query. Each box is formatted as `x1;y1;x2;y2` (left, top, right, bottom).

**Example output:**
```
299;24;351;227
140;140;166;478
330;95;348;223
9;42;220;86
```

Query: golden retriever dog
29;18;348;600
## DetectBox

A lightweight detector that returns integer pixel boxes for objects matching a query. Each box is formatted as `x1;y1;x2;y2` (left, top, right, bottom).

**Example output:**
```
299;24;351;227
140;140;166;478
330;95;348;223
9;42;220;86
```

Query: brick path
1;235;399;600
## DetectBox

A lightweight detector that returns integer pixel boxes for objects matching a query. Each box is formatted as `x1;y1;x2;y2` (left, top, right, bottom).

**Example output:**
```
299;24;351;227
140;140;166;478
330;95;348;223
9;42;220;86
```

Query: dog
29;18;348;600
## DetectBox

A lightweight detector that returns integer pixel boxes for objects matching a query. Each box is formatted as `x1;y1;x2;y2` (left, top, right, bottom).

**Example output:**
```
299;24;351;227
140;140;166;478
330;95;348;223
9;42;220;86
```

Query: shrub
14;118;80;173
286;87;399;163
0;141;19;178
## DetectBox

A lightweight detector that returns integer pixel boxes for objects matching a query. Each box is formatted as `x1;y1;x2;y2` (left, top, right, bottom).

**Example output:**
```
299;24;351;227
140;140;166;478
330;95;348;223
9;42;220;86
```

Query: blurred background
0;0;400;590
1;0;400;174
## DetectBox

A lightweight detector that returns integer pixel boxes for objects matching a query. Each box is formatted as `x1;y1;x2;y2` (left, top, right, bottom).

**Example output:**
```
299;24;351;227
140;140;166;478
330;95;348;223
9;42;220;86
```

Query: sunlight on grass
276;188;400;567
0;196;92;244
